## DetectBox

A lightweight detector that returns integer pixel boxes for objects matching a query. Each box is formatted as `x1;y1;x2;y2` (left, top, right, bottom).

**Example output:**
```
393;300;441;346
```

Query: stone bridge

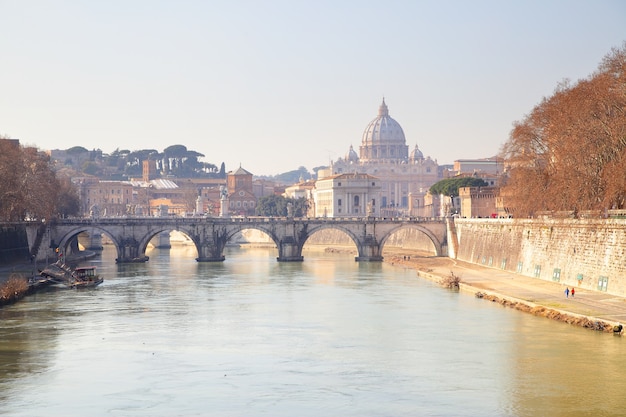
46;216;449;263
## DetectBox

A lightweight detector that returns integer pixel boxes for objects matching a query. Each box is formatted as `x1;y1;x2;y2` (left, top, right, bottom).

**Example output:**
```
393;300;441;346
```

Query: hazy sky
2;1;625;176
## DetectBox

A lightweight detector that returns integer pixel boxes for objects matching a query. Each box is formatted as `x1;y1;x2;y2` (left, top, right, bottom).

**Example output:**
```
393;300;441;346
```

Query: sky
1;1;625;176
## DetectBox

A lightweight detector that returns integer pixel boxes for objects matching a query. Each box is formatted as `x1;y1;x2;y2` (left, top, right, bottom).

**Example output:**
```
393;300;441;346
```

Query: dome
361;98;406;146
410;144;424;161
359;98;409;162
345;145;359;163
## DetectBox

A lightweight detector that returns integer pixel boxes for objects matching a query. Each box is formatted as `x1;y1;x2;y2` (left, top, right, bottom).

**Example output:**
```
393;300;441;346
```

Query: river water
0;245;624;417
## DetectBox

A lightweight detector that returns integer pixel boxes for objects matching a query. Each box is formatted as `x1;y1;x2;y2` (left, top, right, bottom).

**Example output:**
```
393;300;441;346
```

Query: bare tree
501;43;626;217
0;139;79;221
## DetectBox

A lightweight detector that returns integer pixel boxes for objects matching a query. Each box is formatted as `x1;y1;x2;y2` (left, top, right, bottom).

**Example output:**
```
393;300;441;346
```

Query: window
338;199;342;206
517;262;523;273
533;265;541;278
500;258;507;269
552;268;561;282
338;182;342;186
354;196;359;206
598;276;609;292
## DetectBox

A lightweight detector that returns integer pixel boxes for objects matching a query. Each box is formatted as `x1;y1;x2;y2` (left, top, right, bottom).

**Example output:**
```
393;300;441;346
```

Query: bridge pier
276;238;304;262
154;232;171;249
77;230;103;250
355;254;384;262
196;243;226;262
196;255;226;262
116;238;149;263
355;237;383;262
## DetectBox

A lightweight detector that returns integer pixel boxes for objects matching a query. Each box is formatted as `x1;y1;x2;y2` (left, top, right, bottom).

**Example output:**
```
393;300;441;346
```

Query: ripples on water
0;246;624;417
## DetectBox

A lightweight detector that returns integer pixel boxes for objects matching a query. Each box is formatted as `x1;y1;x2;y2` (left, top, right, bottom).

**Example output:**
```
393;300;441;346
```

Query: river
0;245;624;416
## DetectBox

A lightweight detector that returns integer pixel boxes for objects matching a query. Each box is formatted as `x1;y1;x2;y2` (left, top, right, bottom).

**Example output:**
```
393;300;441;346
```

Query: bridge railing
39;216;445;226
50;215;446;225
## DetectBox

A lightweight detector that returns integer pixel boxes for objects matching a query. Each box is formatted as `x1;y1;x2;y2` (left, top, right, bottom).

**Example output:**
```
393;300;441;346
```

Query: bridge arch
223;224;281;248
378;224;444;256
224;223;301;261
303;223;361;251
137;228;199;259
56;226;122;260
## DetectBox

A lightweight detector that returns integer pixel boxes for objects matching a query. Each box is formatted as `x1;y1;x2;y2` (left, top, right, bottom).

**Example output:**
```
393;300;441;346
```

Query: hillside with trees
55;144;317;184
57;144;225;180
501;43;626;217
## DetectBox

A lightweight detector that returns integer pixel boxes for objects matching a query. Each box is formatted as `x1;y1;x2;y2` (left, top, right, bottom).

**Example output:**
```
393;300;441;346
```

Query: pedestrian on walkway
571;288;575;297
565;287;570;298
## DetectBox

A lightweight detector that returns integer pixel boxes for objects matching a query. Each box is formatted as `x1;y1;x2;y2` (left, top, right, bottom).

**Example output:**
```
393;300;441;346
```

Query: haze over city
2;0;625;176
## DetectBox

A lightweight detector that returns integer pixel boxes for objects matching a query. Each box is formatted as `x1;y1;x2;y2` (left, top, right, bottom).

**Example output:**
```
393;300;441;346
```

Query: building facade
313;173;381;217
226;166;257;216
459;186;498;218
323;99;440;216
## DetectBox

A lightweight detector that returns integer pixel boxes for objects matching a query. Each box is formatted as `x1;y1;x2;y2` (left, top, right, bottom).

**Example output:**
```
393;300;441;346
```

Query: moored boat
39;262;103;289
70;266;103;289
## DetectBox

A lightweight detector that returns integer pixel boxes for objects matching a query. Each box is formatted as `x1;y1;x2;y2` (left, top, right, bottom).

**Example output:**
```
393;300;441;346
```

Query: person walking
571;288;575;297
565;287;570;298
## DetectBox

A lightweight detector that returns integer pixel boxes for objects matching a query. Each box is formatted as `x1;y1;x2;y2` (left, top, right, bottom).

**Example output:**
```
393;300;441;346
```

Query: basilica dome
359;99;408;162
410;144;424;161
345;145;359;163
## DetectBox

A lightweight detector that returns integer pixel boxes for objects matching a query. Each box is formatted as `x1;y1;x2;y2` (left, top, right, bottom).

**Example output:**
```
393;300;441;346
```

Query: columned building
322;99;440;216
313;173;381;217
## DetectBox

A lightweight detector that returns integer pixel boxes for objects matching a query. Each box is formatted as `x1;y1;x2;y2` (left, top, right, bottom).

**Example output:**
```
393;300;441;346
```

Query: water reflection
509;320;624;417
0;245;624;416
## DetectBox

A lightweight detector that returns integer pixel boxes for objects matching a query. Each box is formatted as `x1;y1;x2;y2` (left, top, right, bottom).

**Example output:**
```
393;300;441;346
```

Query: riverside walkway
388;254;626;329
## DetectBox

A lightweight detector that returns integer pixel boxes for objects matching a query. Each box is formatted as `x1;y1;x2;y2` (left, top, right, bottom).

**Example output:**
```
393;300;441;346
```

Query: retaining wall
0;225;31;264
453;218;626;297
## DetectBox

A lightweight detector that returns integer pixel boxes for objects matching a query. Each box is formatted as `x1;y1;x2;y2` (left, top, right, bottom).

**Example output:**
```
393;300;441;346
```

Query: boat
70;266;104;289
39;262;103;289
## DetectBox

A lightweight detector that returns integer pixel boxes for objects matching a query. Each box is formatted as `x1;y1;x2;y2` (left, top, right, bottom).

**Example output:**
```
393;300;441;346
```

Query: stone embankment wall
453;218;626;297
0;224;30;264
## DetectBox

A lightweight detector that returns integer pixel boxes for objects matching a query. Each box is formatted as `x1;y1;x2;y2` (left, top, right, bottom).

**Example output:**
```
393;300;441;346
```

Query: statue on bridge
219;186;229;218
89;204;100;219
